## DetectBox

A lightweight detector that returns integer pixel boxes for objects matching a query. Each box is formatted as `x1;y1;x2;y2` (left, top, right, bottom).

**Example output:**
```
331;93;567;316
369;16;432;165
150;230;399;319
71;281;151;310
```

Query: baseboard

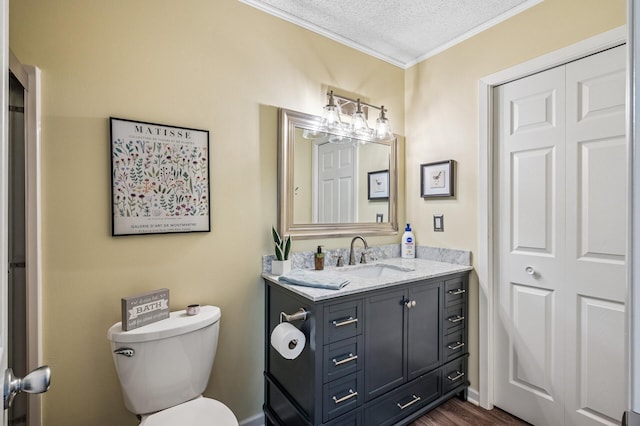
467;387;480;406
239;412;264;426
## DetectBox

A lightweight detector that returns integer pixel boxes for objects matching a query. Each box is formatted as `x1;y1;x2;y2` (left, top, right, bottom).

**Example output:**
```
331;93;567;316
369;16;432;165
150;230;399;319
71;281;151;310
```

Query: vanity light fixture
314;91;394;144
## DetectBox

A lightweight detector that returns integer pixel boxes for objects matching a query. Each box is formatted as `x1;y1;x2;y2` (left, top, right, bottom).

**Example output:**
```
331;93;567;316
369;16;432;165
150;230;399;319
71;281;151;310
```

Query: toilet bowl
108;305;238;426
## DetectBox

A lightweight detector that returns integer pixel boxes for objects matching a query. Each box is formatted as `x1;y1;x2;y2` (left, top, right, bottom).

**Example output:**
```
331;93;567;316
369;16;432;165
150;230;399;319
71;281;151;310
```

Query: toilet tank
107;305;221;415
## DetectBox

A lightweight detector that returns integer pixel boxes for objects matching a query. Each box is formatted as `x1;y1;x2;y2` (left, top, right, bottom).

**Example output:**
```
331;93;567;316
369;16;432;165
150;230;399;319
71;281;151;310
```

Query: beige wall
8;1;404;424
405;0;625;398
8;0;626;424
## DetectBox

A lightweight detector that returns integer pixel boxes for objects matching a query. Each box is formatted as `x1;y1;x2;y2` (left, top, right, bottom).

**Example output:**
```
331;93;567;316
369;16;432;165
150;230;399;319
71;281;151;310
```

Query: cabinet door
407;281;442;380
364;289;406;401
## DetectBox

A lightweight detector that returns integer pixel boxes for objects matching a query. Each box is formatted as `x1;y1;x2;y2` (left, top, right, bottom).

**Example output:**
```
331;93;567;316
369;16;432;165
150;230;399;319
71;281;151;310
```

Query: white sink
340;264;413;278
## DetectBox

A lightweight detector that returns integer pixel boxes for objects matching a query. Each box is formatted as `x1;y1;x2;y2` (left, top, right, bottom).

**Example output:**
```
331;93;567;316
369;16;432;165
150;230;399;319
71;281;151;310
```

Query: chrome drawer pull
397;394;421;410
447;289;466;295
447;342;465;350
447;371;465;382
447;315;465;323
333;389;357;404
332;317;358;328
333;353;358;366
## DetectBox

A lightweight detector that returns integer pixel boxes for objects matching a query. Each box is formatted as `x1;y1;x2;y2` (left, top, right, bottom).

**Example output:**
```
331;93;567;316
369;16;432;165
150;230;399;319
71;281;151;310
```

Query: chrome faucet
349;235;369;265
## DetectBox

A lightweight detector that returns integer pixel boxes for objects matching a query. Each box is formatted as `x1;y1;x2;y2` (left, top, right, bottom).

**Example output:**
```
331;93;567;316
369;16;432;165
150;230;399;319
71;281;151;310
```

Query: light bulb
375;106;393;140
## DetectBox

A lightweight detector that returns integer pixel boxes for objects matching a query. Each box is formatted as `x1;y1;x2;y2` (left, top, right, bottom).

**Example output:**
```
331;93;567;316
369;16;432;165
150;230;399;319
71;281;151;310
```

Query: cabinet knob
405;300;417;309
525;266;535;275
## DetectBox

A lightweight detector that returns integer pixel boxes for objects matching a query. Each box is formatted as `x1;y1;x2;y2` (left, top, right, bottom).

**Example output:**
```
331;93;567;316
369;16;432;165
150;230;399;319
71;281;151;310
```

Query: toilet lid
140;397;238;426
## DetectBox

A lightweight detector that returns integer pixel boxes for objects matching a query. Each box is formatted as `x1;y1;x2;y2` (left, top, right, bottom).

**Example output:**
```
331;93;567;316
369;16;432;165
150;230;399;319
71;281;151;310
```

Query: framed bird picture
421;160;454;198
367;169;389;200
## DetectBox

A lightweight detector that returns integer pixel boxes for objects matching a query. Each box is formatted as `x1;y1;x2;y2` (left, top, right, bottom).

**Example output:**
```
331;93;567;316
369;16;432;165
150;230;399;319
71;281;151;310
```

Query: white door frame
9;56;42;426
0;0;9;423
7;48;43;426
477;25;627;410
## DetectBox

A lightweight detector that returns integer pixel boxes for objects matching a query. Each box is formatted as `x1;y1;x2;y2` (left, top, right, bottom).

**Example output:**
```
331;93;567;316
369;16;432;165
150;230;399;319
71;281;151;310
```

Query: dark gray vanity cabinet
264;271;469;426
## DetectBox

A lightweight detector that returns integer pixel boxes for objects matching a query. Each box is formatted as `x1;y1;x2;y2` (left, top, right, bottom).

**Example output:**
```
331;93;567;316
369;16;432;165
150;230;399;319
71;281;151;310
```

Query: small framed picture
421;160;454;198
368;169;389;200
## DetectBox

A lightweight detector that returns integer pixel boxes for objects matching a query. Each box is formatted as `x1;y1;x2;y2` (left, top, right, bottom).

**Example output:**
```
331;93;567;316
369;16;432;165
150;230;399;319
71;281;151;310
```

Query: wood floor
409;398;530;426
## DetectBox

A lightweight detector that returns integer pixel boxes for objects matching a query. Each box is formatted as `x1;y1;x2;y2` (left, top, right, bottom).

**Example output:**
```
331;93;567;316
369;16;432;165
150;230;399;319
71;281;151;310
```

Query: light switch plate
433;214;444;232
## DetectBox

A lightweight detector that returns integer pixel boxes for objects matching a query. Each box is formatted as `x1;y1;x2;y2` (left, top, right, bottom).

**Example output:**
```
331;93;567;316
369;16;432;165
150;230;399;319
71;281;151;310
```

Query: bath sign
121;288;170;331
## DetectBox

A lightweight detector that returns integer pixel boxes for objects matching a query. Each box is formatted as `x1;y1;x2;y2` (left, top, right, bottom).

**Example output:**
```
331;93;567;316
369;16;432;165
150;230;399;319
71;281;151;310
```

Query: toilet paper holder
279;308;308;324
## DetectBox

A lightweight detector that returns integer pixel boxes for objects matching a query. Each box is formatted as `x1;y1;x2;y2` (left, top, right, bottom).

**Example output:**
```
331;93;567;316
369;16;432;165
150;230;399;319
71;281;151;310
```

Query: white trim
238;0;407;68
477;25;627;410
466;387;480;406
24;65;42;426
239;0;542;69
7;54;43;426
629;0;640;412
0;1;8;425
239;412;264;426
414;0;543;64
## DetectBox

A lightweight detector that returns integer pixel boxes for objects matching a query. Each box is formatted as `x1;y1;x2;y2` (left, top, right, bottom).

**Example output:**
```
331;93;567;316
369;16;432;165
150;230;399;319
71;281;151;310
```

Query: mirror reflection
278;108;398;239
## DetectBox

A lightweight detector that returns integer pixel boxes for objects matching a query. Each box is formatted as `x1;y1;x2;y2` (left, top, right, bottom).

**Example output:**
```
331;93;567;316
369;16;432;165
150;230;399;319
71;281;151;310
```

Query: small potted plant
271;226;291;275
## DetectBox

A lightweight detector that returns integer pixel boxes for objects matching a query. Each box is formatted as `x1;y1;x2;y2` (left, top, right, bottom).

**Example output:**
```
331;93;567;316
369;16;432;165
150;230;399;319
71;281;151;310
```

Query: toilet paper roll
270;322;306;360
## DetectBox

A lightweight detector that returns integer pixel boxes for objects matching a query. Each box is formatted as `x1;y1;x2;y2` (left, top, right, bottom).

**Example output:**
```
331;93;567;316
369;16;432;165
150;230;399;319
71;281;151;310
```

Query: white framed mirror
278;108;398;239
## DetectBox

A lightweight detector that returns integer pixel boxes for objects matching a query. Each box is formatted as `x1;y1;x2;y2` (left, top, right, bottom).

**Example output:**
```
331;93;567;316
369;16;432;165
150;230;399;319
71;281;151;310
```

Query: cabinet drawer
324;336;362;383
444;277;467;307
323;371;363;422
444;304;466;334
364;370;440;426
325;412;361;426
324;300;362;344
442;357;467;395
444;330;466;361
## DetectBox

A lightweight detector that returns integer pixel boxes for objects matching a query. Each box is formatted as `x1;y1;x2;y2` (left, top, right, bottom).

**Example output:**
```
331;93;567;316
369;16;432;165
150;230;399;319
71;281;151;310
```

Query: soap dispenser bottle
401;224;415;258
314;245;325;270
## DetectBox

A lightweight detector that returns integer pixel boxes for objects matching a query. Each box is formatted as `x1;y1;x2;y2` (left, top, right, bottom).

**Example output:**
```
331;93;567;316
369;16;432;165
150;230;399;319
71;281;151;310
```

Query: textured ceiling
240;0;540;68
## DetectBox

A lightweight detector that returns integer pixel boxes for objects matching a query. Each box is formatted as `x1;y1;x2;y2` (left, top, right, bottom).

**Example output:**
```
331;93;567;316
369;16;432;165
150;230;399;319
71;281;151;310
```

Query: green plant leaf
271;226;282;246
283;236;291;260
275;244;284;261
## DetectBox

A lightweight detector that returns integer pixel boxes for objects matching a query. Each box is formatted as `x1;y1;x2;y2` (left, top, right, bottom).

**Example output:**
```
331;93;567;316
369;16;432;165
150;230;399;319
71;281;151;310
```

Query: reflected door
313;142;357;223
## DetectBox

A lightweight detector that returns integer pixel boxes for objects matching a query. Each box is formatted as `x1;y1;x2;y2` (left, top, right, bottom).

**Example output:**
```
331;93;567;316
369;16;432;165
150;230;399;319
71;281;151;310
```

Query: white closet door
494;64;567;426
564;45;627;426
494;45;627;426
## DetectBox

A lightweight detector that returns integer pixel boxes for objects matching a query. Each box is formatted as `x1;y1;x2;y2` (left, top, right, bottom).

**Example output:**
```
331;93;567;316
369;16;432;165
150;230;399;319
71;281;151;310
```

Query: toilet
107;305;238;425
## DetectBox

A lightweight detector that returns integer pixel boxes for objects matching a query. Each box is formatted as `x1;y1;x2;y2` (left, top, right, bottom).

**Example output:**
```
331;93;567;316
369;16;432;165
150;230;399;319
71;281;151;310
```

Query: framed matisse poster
110;117;210;236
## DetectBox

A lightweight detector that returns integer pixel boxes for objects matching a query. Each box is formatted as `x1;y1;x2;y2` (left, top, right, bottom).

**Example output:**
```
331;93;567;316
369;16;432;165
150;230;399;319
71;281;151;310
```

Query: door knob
4;366;51;409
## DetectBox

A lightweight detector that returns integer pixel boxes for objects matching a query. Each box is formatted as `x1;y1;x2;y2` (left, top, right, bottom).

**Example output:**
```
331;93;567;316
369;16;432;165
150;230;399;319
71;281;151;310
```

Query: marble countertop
262;257;473;302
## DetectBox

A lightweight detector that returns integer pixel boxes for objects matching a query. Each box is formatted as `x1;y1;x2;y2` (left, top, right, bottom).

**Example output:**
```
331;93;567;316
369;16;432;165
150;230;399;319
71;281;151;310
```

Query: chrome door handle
447;289;466;295
332;389;357;404
4;366;51;409
332;317;358;328
447;342;465;350
447;371;465;382
447;315;465;323
397;394;421;410
332;353;358;366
